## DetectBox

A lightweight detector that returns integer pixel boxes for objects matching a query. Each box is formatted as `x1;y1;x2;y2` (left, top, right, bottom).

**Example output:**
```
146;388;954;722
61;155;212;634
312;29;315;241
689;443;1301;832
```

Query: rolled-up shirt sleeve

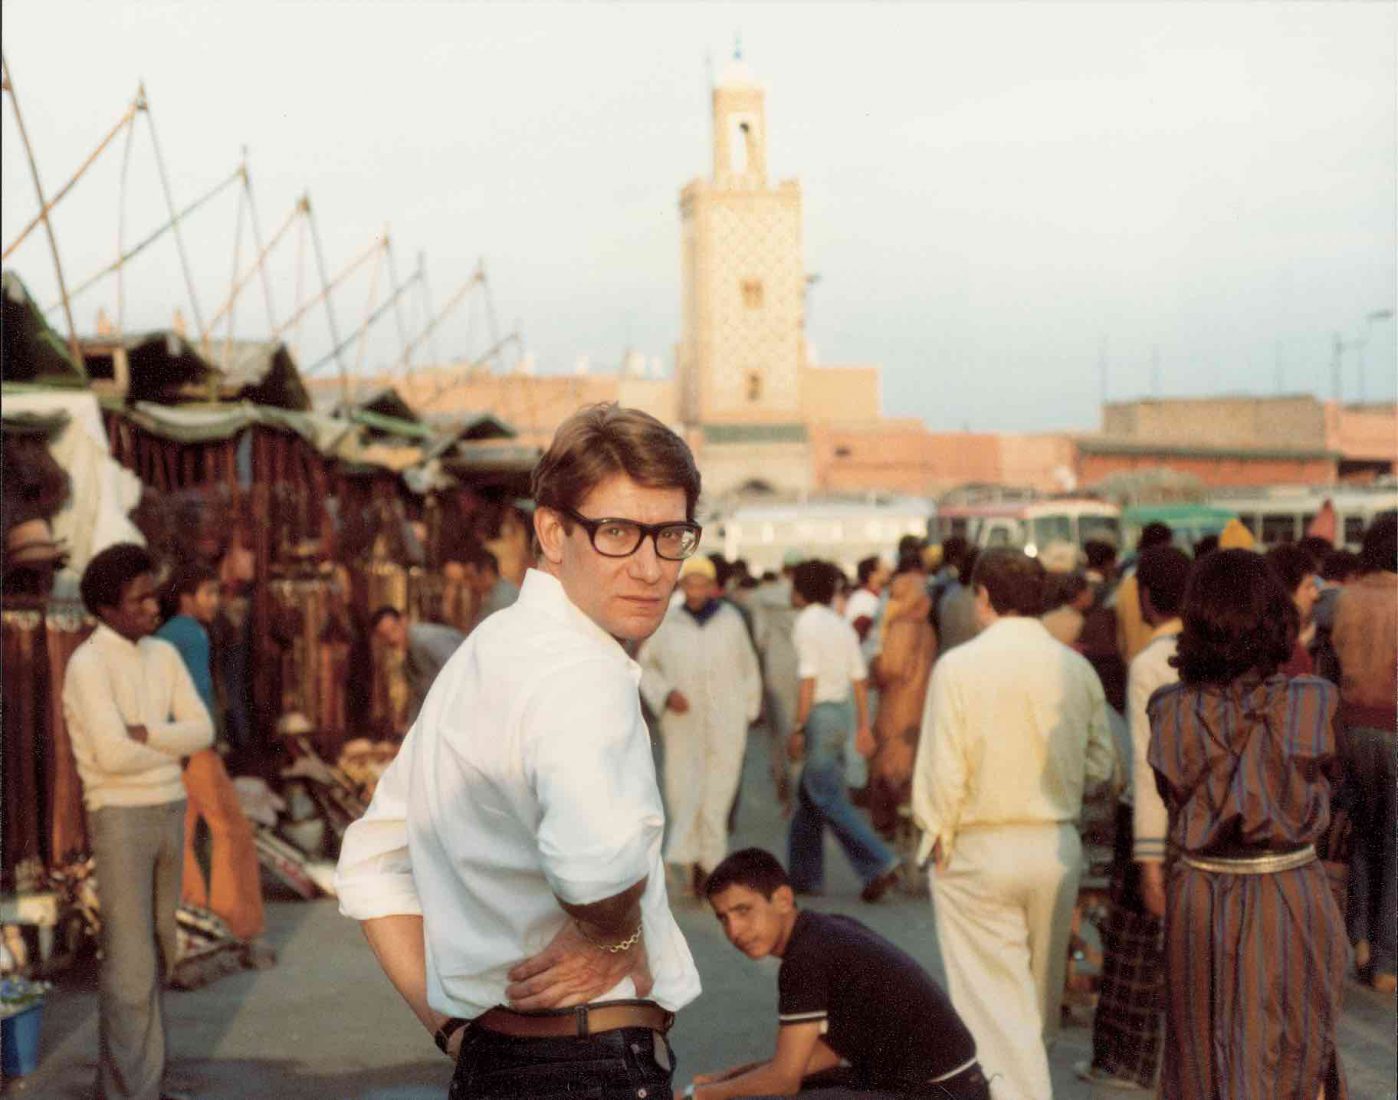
525;658;662;906
335;725;424;920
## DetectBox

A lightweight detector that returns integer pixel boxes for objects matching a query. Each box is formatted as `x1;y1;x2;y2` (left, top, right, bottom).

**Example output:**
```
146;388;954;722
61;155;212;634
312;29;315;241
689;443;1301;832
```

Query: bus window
1343;516;1366;546
986;524;1012;547
1079;515;1121;546
1261;514;1297;545
1239;514;1258;534
1032;516;1072;547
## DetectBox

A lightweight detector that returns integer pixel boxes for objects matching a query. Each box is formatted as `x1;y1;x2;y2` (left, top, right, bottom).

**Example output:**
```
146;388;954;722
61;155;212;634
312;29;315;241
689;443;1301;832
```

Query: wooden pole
141;82;207;337
2;53;83;365
304;194;352;406
204;195;303;334
3;99;137;260
241;153;280;330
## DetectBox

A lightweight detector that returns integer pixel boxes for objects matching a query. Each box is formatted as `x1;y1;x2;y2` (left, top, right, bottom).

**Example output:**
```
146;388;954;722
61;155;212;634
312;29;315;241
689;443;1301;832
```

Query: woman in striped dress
1148;549;1347;1100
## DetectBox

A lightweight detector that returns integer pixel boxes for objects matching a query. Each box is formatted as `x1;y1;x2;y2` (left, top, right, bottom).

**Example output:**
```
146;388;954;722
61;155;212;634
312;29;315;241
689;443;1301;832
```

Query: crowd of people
629;506;1394;1099
58;399;1394;1100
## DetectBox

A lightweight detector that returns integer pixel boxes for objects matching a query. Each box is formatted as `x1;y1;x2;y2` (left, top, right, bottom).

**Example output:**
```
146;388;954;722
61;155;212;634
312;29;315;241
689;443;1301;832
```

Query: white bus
1207;483;1397;550
933;498;1121;560
712;497;935;575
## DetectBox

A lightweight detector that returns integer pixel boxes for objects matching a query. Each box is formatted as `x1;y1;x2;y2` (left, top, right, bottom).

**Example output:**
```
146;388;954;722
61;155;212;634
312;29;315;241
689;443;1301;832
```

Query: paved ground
11;734;1397;1098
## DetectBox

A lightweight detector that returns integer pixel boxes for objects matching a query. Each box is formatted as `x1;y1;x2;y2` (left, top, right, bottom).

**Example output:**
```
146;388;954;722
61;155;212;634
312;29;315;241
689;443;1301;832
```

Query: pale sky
3;1;1395;432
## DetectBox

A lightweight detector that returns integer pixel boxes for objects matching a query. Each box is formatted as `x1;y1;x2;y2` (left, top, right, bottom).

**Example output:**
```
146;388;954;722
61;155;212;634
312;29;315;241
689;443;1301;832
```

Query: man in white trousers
640;554;762;896
912;548;1117;1100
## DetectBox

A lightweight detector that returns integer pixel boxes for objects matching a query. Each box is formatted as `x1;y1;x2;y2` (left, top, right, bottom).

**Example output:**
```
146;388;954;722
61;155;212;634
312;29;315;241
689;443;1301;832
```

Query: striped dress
1148;674;1347;1100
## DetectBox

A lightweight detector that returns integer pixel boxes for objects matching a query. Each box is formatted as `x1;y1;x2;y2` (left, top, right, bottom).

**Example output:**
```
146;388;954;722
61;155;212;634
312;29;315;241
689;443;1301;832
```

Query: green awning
1;271;87;388
347;406;436;441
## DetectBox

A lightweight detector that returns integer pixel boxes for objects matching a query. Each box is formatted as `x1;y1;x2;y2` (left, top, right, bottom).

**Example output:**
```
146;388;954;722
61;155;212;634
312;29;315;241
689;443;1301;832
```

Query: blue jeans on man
449;1024;674;1099
789;700;897;893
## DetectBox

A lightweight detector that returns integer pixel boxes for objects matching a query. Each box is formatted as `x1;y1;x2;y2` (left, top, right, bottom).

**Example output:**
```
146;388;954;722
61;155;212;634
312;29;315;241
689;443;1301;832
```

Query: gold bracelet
575;919;643;954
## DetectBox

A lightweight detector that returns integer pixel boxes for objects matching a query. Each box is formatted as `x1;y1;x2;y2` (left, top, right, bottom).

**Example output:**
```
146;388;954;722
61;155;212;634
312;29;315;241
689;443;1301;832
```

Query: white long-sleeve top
912;616;1118;862
334;569;701;1019
61;624;214;810
1128;620;1181;862
637;601;762;737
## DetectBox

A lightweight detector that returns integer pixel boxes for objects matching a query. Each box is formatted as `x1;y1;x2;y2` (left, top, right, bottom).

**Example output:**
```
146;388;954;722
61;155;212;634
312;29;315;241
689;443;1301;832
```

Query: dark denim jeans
788;700;897;893
1344;724;1396;976
449;1024;674;1099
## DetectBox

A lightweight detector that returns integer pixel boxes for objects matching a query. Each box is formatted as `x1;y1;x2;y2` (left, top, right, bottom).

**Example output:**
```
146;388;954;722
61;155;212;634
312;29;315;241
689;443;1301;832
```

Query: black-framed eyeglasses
559;507;703;561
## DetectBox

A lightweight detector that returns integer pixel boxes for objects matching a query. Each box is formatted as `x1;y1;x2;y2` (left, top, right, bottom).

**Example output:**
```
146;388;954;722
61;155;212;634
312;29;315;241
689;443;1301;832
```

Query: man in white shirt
787;560;900;903
913;549;1117;1100
639;554;761;895
335;404;703;1099
63;543;215;1100
1076;545;1188;1092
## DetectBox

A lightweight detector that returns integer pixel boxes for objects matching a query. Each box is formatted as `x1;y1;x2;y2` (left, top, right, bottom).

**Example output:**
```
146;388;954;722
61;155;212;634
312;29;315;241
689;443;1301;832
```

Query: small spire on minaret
734;33;743;61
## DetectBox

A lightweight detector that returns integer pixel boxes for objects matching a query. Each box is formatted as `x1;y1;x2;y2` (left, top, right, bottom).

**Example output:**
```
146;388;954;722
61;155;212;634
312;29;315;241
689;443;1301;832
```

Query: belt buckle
573;1003;590;1039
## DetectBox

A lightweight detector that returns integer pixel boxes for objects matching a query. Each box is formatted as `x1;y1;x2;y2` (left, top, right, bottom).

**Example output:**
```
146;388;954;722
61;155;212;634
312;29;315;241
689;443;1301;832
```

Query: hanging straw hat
3;518;69;568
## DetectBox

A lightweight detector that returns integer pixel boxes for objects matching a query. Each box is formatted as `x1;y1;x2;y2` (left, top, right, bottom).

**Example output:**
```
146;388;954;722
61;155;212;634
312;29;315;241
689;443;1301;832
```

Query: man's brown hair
531;403;701;524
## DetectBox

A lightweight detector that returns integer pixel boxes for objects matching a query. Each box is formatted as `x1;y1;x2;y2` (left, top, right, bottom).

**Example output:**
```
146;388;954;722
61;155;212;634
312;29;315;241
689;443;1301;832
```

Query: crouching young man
683;849;988;1100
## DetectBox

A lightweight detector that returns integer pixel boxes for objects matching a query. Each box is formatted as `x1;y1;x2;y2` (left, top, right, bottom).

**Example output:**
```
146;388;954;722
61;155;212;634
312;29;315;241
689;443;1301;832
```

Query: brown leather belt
475;1000;673;1039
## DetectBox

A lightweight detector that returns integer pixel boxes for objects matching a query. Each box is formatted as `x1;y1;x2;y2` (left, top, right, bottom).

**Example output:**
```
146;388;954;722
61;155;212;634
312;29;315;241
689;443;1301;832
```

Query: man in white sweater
64;543;214;1100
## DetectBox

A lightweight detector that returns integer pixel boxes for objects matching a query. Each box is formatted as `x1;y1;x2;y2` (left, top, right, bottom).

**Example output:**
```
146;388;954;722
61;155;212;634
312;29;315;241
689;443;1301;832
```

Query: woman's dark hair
1359;513;1397;575
704;847;792;901
79;543;155;616
1135;546;1191;618
158;561;218;622
791;560;839;606
1173;549;1295;685
971;548;1046;617
1264;544;1316;598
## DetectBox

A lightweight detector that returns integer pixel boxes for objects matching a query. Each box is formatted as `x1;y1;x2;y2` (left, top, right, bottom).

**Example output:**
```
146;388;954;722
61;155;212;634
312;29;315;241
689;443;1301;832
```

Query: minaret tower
677;48;810;495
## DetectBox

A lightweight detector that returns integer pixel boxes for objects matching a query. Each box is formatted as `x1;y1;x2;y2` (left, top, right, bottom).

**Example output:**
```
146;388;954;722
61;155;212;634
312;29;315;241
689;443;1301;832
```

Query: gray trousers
89;800;186;1100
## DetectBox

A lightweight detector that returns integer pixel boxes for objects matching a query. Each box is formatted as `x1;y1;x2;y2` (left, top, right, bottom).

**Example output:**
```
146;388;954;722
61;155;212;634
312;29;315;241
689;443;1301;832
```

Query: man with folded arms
64;543;215;1100
336;403;703;1098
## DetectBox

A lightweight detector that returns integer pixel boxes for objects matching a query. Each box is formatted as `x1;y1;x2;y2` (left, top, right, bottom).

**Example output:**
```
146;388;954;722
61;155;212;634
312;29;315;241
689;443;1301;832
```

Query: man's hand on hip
665;690;690;715
505;919;653;1012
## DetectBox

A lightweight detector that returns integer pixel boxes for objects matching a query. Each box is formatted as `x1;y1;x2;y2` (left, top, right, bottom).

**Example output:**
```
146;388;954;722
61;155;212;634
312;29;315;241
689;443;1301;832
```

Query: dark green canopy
0;270;87;388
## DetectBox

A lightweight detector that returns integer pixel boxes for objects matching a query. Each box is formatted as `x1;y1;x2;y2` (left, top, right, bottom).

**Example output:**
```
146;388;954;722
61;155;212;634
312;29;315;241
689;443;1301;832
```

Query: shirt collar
517;568;642;680
1149;617;1183;641
93;622;142;655
981;615;1046;638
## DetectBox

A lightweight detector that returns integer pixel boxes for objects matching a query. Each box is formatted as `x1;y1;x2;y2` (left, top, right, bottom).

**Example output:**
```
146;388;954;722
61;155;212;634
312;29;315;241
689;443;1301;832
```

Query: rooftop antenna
734;32;743;61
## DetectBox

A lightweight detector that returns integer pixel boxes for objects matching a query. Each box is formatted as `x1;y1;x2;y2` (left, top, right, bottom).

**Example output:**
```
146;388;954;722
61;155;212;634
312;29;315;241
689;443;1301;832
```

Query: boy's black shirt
777;910;977;1089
